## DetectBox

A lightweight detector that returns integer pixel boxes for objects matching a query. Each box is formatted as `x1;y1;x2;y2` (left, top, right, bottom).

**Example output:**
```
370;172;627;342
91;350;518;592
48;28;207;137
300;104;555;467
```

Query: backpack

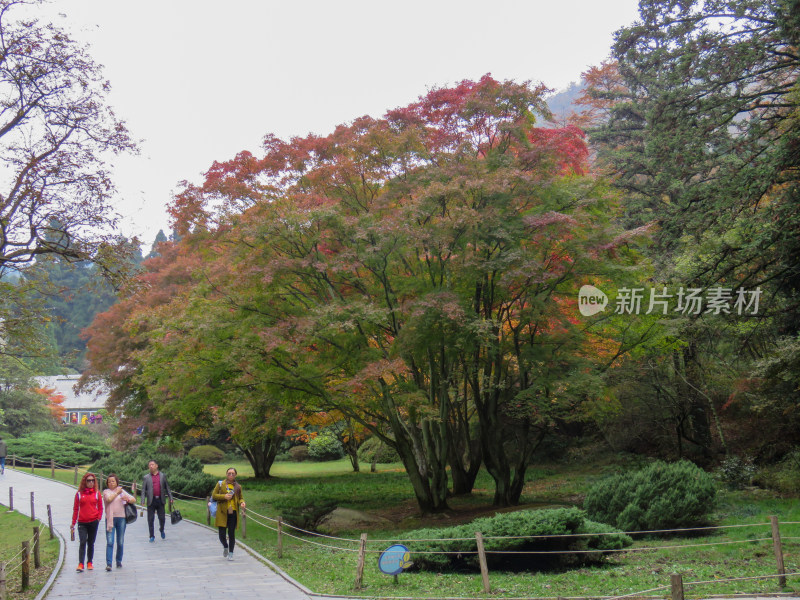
208;481;224;517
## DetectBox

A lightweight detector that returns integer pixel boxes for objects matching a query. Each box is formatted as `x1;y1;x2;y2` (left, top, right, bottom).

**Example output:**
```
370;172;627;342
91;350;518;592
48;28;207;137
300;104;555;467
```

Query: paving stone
2;468;311;600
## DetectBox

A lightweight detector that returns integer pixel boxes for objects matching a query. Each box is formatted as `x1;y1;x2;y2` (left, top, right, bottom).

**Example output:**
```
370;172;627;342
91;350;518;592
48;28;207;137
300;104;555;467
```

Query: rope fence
4;452;800;599
0;514;49;597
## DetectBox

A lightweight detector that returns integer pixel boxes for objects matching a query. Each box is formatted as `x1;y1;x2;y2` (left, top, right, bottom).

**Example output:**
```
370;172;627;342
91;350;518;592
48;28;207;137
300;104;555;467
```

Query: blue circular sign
378;544;411;575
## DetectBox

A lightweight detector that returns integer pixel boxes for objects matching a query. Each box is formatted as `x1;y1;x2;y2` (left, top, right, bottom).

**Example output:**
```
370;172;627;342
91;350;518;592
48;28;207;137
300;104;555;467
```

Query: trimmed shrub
357;436;400;464
289;445;309;462
6;430;111;465
307;433;344;461
401;507;632;571
91;451;216;498
584;459;716;532
188;444;225;464
272;496;337;531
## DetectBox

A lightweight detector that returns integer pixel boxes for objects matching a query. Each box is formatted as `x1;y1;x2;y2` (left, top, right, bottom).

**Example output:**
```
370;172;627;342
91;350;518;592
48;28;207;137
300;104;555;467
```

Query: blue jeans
105;517;126;566
0;456;5;473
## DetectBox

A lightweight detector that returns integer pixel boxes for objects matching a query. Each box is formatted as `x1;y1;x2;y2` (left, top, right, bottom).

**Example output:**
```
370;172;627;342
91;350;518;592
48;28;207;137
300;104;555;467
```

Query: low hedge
6;429;111;465
90;451;216;498
188;444;225;464
400;507;632;571
584;459;716;531
357;436;400;464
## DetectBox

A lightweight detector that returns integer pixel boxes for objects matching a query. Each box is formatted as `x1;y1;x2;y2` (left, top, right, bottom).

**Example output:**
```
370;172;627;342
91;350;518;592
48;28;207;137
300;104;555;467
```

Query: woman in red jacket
70;472;104;572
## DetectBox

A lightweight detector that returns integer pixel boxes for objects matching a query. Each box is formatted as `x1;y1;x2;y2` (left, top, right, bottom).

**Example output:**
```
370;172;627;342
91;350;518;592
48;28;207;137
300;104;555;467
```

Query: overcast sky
41;0;641;248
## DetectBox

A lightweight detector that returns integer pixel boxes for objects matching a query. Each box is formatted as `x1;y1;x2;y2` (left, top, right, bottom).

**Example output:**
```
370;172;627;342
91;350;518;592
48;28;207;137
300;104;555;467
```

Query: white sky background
39;0;641;248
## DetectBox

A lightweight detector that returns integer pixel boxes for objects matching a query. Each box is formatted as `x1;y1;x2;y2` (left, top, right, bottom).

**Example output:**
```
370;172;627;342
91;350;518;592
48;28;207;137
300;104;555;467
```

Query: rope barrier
685;570;800;587
605;584;671;600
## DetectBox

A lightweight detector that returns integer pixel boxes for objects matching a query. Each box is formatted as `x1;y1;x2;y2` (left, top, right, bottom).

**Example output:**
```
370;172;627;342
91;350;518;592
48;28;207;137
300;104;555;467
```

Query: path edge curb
184;517;315;596
34;528;65;600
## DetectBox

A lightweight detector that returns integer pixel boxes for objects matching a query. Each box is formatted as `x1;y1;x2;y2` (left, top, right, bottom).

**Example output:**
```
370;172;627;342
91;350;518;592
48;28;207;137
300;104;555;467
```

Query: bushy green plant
755;448;800;494
401;507;632;571
188;444;225;464
272;496;337;531
91;450;216;498
307;433;344;461
6;429;111;465
716;455;756;490
584;460;716;531
289;445;309;462
356;436;400;464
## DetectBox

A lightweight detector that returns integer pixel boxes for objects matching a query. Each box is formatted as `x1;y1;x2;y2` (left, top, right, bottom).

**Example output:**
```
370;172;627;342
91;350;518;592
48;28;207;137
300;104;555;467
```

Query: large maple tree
89;76;643;509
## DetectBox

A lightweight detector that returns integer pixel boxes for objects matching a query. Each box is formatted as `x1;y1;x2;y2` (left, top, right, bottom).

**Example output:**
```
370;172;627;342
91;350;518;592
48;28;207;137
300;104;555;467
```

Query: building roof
35;374;108;411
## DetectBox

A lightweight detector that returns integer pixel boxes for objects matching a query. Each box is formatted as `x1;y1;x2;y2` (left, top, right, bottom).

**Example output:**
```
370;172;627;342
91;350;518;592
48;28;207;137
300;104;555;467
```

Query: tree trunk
240;436;280;478
380;380;450;513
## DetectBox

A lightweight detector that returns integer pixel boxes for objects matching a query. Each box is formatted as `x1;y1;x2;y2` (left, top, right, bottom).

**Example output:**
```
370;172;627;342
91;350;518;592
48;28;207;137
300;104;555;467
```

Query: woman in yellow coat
212;467;246;560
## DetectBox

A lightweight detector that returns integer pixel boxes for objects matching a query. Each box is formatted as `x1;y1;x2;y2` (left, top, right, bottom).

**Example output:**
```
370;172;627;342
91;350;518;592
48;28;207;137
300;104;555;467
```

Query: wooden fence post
0;561;6;600
30;458;34;474
47;505;54;540
50;459;55;479
670;573;684;600
21;541;29;591
7;487;11;511
475;532;491;593
354;533;368;590
10;455;14;468
206;496;211;525
29;492;34;521
33;527;40;569
241;507;246;539
73;466;78;486
277;517;284;558
770;515;786;587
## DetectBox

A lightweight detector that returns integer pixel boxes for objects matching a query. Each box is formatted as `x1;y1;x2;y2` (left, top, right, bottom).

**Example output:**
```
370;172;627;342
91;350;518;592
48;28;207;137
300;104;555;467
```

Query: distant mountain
545;82;585;122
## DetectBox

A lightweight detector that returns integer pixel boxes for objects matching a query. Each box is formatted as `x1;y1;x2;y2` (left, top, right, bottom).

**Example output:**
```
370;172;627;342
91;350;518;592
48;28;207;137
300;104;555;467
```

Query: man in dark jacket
142;459;173;542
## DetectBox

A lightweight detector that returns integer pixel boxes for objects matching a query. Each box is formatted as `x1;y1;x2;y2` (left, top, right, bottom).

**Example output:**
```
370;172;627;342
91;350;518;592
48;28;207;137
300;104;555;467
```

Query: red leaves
526;125;589;175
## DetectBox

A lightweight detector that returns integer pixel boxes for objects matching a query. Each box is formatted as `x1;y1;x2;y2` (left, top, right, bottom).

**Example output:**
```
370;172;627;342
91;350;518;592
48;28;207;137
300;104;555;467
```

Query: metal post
476;532;491;592
7;487;11;511
29;492;34;521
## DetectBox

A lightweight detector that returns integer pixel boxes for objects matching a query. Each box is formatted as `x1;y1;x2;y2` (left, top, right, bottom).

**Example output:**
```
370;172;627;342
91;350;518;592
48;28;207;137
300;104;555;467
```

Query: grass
178;459;800;598
0;504;60;600
8;457;800;598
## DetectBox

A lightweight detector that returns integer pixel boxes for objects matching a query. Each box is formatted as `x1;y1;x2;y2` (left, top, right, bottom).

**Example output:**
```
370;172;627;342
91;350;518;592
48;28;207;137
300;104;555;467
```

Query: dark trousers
147;497;166;537
77;520;100;564
218;511;237;552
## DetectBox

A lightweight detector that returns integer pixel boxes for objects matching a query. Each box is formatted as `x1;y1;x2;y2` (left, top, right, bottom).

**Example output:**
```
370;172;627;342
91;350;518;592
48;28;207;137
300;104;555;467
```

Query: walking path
1;468;312;600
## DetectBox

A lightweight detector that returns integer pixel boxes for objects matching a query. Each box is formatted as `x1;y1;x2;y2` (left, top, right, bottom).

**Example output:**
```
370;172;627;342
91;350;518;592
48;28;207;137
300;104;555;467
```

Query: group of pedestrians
69;460;246;572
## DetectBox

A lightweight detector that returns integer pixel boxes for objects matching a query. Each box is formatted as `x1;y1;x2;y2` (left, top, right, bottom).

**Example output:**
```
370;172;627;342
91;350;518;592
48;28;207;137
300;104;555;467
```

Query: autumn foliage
85;75;641;509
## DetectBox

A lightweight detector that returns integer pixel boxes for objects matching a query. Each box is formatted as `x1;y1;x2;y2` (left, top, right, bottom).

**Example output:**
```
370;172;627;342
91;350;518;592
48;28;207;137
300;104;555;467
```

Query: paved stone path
1;468;312;600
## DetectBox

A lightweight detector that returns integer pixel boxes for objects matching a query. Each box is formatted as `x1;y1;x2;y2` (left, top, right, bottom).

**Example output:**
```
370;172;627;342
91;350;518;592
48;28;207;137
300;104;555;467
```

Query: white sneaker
228;553;234;561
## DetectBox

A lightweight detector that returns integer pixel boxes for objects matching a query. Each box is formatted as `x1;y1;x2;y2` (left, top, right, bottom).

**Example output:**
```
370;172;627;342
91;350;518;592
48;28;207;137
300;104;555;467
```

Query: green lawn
186;460;800;599
7;458;800;598
0;505;61;600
